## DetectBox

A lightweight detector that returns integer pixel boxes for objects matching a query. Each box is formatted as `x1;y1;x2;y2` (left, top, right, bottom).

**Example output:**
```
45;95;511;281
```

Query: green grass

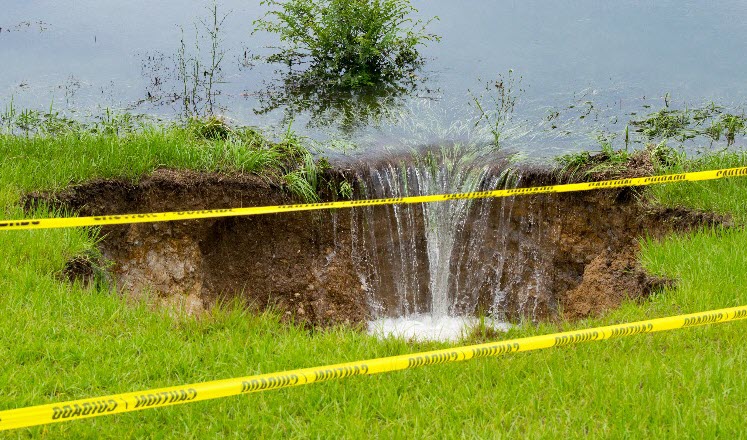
2;221;747;437
2;128;747;437
649;149;747;223
0;120;331;209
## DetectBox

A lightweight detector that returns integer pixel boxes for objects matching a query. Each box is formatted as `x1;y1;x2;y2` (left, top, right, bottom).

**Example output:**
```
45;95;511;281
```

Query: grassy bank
0;118;334;210
649;149;747;223
1;126;747;437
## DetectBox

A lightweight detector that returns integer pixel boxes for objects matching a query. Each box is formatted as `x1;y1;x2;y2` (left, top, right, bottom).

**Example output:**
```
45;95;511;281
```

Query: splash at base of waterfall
367;315;511;342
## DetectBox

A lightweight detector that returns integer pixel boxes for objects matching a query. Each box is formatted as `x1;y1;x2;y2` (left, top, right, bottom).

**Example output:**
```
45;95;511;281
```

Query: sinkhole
34;149;724;341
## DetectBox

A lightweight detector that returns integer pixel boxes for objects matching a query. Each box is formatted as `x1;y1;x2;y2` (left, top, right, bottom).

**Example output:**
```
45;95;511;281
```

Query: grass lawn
1;127;747;438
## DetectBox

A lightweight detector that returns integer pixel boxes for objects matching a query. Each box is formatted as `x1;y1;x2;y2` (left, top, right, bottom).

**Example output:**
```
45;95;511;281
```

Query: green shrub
187;116;233;140
254;0;439;88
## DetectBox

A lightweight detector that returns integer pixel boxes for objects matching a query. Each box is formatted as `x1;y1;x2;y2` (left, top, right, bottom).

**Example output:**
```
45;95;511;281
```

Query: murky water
3;0;747;155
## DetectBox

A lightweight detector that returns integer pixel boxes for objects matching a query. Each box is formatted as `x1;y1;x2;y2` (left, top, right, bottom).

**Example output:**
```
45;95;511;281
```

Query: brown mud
488;183;724;321
28;160;728;327
32;169;366;326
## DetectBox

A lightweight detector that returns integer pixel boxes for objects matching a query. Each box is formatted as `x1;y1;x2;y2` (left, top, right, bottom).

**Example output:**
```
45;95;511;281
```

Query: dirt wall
30;165;727;326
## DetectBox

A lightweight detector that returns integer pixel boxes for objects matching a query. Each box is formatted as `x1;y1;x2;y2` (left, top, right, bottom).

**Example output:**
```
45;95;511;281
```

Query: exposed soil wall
489;189;713;320
36;169;366;326
30;164;727;326
352;168;724;322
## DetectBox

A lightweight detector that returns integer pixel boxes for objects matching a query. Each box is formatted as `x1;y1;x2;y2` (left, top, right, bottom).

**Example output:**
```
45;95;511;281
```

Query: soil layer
31;169;366;326
28;162;727;326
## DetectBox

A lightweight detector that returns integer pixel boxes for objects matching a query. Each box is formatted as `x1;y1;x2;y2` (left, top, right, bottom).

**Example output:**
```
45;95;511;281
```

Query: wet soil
486;157;726;321
28;159;728;326
31;169;366;326
498;190;724;321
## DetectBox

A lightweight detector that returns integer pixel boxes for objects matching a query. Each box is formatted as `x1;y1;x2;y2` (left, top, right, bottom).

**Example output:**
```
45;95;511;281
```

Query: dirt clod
561;249;673;319
59;255;96;285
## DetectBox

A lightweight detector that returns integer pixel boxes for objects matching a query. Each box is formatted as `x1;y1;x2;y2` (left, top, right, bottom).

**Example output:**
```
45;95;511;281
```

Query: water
3;1;747;155
349;146;525;339
367;315;510;342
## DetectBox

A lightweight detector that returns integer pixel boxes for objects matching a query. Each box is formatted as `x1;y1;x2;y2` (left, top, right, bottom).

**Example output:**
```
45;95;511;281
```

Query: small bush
254;0;439;88
187;116;233;140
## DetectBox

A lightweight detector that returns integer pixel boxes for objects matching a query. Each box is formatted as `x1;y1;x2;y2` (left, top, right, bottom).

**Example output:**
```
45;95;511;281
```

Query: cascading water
351;144;521;340
419;149;488;316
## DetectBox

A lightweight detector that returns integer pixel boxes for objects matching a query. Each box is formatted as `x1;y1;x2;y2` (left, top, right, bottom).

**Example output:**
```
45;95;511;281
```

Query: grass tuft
0;116;340;206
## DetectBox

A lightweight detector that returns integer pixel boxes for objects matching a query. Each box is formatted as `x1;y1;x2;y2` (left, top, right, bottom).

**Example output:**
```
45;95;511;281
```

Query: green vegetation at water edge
0;115;345;206
555;139;747;224
1;121;747;436
630;104;747;146
554;134;640;179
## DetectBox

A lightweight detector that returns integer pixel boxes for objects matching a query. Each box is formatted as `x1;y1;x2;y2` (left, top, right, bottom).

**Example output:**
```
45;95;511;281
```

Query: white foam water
367;315;510;342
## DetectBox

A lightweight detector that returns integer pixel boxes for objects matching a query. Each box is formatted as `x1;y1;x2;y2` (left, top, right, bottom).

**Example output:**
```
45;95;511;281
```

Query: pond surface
3;0;747;156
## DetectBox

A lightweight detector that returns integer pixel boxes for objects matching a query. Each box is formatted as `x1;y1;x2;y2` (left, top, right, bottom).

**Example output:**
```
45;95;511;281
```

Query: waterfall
352;144;517;329
416;148;491;316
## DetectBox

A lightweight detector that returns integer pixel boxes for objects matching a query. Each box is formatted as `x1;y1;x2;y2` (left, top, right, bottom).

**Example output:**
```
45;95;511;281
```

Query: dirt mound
561;249;672;319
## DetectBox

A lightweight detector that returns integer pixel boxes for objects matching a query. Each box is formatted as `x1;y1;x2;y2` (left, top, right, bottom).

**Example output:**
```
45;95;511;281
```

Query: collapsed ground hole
28;161;728;327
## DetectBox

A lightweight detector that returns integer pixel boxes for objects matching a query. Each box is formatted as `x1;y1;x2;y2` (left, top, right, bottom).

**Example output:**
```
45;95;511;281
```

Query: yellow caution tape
1;167;746;231
1;305;745;431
